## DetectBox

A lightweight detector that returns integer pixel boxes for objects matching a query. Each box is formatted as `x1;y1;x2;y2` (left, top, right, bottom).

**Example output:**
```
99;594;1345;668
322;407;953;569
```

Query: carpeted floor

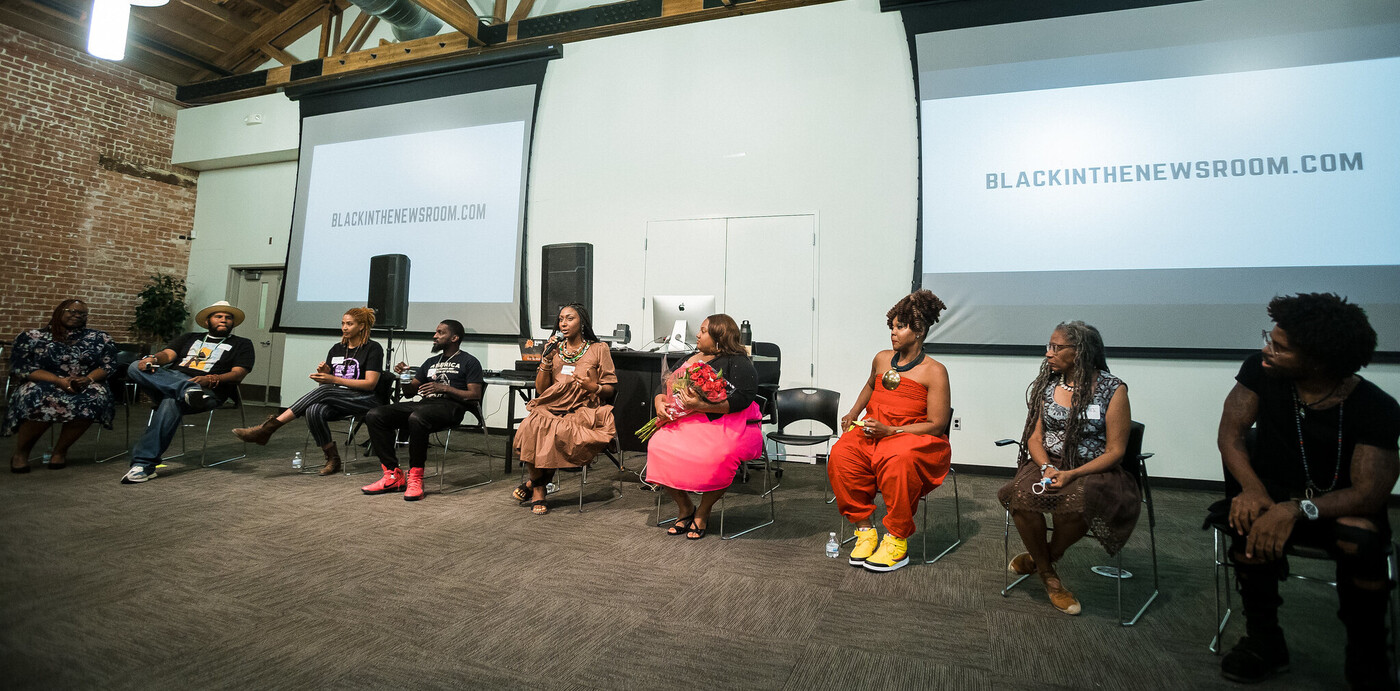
1;405;1387;690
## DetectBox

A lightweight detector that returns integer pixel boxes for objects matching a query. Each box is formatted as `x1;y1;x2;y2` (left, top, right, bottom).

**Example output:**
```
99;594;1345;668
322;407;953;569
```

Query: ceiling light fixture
87;0;170;61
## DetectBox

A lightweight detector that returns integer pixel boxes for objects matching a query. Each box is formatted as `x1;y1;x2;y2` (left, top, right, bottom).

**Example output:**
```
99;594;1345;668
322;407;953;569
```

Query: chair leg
439;428;492;494
1002;510;1032;596
923;468;963;564
1118;493;1160;627
203;405;248;467
1211;527;1234;653
720;450;776;540
577;458;625;513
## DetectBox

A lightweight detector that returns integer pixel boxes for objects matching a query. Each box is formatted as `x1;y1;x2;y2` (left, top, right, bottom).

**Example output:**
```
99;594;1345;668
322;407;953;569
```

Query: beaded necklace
1291;387;1343;499
560;340;590;364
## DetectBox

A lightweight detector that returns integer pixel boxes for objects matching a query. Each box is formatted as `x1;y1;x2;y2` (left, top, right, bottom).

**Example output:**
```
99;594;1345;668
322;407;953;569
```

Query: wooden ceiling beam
176;0;260;33
258;42;299;65
411;0;482;43
242;0;290;15
349;16;379;52
333;11;371;54
215;0;325;69
509;0;534;23
492;0;505;24
130;11;236;54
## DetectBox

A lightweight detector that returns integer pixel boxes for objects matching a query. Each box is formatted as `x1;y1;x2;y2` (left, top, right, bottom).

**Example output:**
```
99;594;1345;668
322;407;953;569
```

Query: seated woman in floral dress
5;299;117;472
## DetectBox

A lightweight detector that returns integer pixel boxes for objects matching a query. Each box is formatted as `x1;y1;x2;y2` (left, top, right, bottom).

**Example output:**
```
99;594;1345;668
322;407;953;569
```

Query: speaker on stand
540;243;593;330
368;254;410;370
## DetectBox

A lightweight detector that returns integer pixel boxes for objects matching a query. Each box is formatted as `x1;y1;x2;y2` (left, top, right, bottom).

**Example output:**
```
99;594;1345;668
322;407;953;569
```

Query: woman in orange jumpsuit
828;290;953;573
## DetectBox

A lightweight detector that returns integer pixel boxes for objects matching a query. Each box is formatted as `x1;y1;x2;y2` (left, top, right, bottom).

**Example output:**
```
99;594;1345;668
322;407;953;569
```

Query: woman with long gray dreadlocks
997;321;1138;615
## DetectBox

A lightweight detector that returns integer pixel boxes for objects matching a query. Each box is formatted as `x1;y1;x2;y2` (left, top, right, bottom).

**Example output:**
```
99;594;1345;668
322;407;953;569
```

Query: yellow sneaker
862;534;909;572
848;527;879;567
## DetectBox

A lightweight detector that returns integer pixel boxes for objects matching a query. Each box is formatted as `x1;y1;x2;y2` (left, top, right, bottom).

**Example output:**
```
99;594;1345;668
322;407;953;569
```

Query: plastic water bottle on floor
825;532;840;558
292;451;303;470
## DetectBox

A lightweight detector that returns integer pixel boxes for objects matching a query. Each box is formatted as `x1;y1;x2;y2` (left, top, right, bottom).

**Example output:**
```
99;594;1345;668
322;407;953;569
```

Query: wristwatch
1298;499;1320;521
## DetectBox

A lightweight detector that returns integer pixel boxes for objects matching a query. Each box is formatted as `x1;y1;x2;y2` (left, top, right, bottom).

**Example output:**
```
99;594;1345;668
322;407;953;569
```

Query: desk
484;376;537;473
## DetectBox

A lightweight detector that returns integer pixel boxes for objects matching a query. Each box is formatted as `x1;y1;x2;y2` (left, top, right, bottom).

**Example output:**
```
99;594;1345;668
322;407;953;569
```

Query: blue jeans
126;362;210;470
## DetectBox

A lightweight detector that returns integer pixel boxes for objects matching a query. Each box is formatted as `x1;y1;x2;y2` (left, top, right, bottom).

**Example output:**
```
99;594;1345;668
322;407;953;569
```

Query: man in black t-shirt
362;319;483;501
1216;293;1400;688
121;301;256;484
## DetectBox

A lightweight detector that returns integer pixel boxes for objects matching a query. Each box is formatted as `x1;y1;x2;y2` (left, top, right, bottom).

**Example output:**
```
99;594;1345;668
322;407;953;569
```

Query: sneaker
403;468;425;502
182;387;218;412
120;466;157;484
863;534;909;572
1008;552;1037;575
361;465;406;495
849;527;879;567
1221;636;1290;683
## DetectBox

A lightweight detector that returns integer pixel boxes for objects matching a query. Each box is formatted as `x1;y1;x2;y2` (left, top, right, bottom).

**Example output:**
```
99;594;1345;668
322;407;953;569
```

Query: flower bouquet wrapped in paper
636;360;731;442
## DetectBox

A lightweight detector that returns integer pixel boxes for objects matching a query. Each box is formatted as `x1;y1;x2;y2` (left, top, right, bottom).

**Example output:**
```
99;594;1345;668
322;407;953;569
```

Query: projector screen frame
888;0;1399;362
271;46;562;343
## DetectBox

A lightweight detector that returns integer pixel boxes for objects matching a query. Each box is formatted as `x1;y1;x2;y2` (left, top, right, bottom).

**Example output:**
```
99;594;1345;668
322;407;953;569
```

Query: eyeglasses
62;309;89;317
1260;329;1288;354
1046;342;1071;353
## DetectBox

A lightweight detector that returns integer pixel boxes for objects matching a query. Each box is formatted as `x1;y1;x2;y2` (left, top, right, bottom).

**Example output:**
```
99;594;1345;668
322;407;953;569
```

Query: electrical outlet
951;417;962;431
244;113;264;125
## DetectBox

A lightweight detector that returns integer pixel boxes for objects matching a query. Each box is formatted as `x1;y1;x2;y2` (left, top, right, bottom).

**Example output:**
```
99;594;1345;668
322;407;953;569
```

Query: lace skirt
997;457;1142;556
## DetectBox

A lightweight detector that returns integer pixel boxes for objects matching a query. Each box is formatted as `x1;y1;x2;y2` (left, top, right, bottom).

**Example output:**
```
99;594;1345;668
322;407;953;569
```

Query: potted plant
130;274;190;351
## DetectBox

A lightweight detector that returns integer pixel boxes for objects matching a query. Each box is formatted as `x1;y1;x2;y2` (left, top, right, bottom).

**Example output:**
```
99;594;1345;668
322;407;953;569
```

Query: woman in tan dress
512;303;618;514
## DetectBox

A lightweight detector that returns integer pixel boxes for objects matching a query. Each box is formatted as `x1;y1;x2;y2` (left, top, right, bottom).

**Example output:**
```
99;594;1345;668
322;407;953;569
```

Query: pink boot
361;465;405;495
403;467;425;501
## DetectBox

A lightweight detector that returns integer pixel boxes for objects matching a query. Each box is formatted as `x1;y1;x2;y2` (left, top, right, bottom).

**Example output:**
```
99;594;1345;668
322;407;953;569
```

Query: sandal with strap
531;499;549;515
667;513;696;536
686;522;708;540
512;481;533;504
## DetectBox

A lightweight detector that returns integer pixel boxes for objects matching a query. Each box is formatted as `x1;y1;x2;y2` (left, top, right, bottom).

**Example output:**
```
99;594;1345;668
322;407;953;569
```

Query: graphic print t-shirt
166;332;255;396
325;340;385;385
417;350;483;404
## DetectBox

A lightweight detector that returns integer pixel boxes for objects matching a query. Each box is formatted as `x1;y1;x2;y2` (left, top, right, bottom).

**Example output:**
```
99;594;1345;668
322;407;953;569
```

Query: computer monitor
651;295;715;351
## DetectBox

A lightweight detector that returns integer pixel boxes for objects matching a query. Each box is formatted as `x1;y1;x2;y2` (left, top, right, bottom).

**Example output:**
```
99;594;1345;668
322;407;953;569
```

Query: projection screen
903;0;1400;355
279;50;556;336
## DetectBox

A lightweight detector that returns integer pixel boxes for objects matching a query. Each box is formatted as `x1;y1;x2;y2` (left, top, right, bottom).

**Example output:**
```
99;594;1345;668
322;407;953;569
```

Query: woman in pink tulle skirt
644;314;761;540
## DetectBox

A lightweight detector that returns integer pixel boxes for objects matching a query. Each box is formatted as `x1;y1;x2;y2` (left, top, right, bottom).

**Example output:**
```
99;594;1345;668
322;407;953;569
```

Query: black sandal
667;513;696;536
686;522;708;540
512;481;533;504
530;499;549;515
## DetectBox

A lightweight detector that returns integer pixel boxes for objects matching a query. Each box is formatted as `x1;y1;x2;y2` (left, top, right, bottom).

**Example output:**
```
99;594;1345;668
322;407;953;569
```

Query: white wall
175;0;1400;478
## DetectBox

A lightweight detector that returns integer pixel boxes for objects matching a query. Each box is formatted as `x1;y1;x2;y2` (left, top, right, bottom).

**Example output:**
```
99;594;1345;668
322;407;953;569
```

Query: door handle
260;340;272;346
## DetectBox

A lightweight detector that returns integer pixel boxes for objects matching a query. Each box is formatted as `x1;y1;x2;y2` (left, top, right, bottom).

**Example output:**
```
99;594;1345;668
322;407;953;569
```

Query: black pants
364;400;464;470
1227;516;1392;674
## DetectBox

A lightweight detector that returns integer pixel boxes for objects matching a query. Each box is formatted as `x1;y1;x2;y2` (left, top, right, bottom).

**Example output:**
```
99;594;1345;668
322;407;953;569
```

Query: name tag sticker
426;367;438;379
1086;404;1102;420
560;365;576;376
331;357;346;365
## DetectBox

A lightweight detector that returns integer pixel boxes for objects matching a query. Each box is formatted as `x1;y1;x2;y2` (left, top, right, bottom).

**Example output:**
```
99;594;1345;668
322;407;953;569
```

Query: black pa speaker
367;254;410;330
540;243;592;329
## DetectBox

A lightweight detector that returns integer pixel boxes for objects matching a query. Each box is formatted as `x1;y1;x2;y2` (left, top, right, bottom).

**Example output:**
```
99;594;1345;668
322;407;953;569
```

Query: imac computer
650;295;715;351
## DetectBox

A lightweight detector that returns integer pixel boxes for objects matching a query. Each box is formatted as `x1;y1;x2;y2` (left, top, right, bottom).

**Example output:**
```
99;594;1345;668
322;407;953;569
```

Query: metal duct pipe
346;0;444;42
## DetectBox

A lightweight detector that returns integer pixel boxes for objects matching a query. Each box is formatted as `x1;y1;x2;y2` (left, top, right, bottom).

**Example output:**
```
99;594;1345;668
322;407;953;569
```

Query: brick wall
0;24;196;369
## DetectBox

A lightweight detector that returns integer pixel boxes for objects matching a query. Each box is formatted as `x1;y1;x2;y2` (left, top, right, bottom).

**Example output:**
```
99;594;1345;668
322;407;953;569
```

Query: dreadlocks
1017;321;1109;468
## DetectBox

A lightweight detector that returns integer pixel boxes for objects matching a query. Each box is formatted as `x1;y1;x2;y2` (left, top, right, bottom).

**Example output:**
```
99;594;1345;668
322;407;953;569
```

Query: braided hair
342;306;376;346
1017;321;1109;468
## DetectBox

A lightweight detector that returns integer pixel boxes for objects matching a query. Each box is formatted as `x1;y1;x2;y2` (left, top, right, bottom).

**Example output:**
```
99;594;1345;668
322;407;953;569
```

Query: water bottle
739;320;753;346
292;451;303;470
825;532;840;558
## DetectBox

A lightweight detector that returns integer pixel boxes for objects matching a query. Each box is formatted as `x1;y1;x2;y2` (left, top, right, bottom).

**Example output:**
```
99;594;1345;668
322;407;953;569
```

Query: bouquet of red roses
635;361;731;442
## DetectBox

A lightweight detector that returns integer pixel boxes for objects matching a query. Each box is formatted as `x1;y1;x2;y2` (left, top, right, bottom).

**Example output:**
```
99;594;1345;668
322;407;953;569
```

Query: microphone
542;330;563;356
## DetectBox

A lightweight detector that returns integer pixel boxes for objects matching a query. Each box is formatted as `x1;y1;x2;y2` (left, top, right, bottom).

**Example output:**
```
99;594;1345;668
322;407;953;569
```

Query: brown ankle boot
232;415;284;445
318;442;342;476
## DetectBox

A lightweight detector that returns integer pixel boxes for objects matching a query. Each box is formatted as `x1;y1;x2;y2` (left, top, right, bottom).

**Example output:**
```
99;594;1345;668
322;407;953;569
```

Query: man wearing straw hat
120;300;256;484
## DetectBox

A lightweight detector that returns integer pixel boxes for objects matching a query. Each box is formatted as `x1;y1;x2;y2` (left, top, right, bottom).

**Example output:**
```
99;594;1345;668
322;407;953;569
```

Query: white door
723;215;817;388
234;269;286;405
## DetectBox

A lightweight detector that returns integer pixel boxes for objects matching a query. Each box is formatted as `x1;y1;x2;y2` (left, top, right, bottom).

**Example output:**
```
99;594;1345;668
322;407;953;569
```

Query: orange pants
827;430;951;539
